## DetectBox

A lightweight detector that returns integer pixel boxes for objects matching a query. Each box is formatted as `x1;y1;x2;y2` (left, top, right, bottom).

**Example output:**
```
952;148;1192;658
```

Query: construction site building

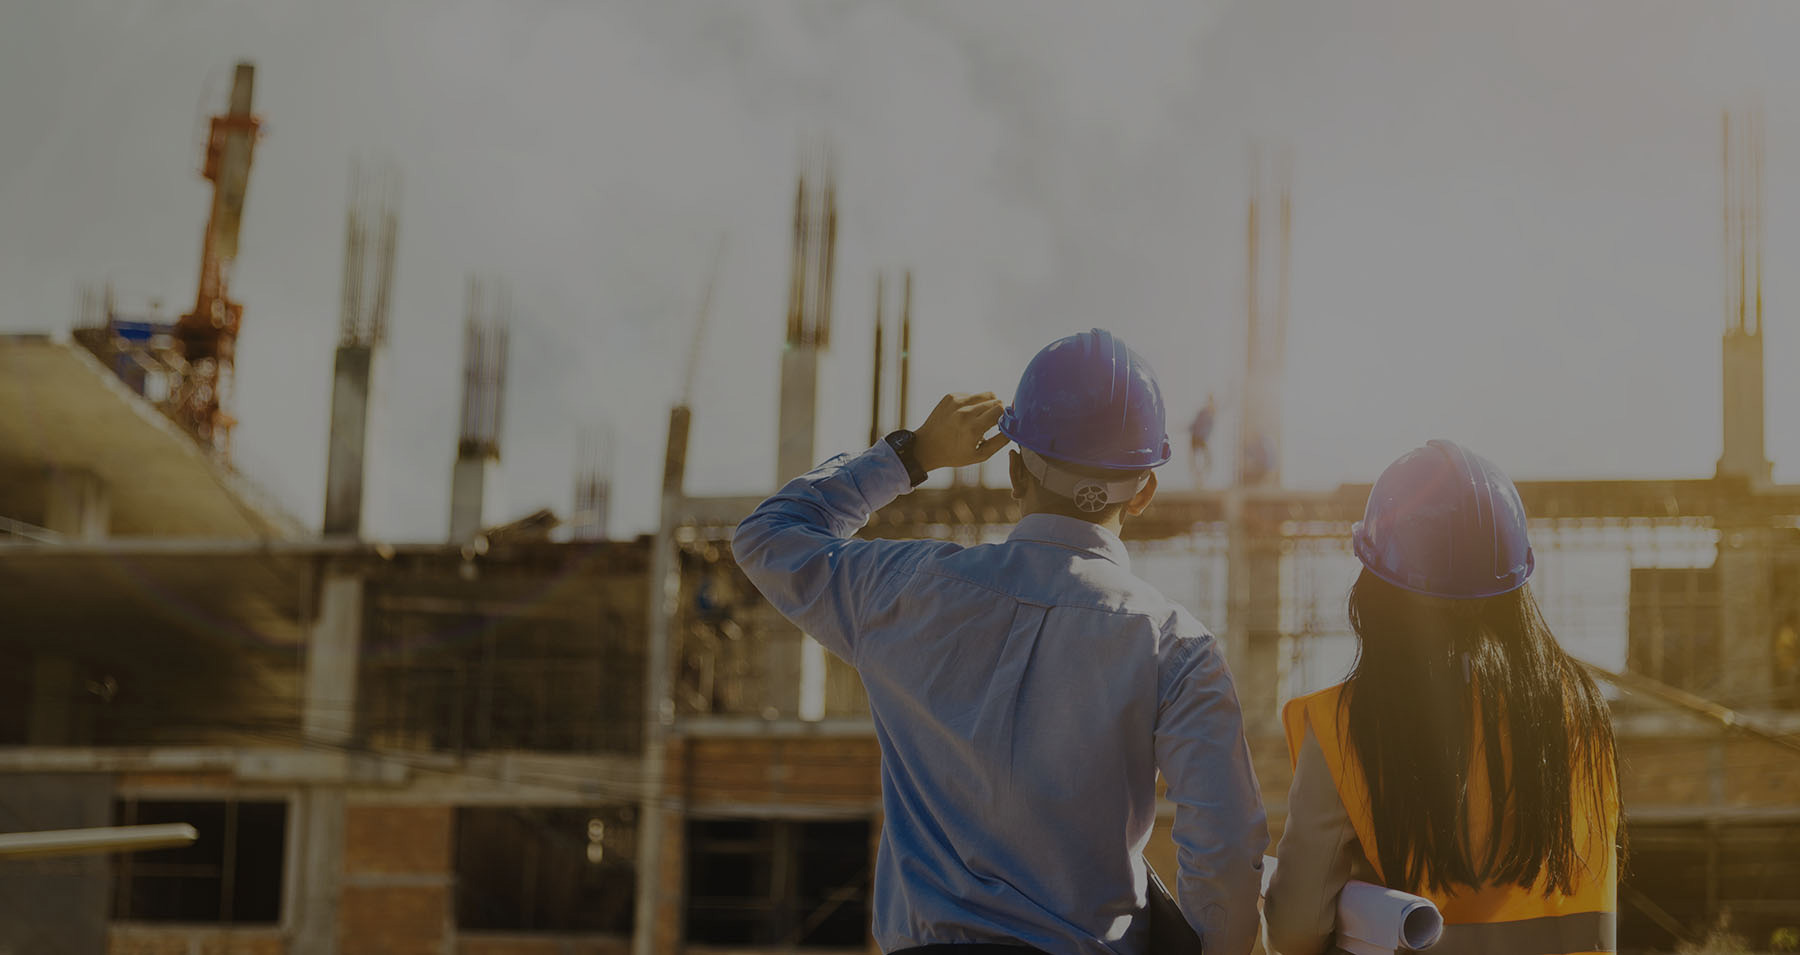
1;117;1797;955
7;323;1797;953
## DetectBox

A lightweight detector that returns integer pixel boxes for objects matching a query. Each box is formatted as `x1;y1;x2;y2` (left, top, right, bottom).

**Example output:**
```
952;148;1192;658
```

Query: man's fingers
971;402;1005;430
916;392;1006;469
973;432;1011;462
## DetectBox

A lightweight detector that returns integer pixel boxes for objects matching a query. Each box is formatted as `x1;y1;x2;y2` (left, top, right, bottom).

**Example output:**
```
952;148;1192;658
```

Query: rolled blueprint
1333;881;1443;954
1262;855;1444;953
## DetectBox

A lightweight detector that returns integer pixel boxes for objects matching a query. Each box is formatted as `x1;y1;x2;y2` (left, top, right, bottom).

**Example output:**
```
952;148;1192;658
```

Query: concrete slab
0;338;300;538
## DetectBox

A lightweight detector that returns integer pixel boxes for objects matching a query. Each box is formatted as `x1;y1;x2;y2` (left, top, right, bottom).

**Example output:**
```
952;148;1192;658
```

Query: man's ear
1125;470;1157;517
1008;450;1025;501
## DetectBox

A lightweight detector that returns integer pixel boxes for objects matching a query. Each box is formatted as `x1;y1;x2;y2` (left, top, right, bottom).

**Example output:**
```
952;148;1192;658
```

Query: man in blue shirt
732;329;1266;955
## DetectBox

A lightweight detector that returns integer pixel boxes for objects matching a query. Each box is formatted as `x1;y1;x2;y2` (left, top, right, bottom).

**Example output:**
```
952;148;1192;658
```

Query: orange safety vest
1282;683;1619;955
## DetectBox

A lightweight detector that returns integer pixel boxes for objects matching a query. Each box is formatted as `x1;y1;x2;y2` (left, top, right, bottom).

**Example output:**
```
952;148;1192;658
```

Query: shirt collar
1006;513;1132;570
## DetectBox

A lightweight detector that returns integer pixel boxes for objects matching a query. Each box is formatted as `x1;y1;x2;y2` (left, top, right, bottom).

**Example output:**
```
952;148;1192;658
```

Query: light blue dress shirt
732;442;1268;955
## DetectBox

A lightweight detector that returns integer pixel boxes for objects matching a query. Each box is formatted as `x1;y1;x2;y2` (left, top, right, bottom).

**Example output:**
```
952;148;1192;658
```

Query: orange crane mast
172;61;261;456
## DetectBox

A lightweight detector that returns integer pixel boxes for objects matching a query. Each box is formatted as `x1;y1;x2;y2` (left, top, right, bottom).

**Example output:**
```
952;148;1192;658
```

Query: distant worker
1188;394;1216;486
734;329;1267;955
1264;441;1620;955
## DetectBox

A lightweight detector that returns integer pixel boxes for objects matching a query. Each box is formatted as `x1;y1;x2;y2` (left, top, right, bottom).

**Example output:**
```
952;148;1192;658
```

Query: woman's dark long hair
1342;569;1619;896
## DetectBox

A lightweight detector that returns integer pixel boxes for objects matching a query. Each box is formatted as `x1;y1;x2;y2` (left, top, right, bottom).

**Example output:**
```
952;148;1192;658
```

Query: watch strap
884;430;929;487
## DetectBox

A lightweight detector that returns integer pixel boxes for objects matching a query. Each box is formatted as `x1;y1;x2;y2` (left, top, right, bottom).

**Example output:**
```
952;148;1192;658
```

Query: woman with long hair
1264;440;1621;955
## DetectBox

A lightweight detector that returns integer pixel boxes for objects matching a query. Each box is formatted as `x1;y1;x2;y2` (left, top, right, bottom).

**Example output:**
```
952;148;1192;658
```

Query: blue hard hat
1352;440;1534;599
997;328;1173;470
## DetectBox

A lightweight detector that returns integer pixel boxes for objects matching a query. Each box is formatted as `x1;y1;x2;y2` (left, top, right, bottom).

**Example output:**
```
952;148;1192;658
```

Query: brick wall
670;737;882;808
344;805;454;875
652;803;686;955
338;804;453;955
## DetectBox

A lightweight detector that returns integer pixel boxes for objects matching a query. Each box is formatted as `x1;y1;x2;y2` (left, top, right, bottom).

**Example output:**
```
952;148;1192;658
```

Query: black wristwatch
883;429;930;487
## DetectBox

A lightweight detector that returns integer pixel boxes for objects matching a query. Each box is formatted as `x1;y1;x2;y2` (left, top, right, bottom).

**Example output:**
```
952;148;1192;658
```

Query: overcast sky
3;1;1798;540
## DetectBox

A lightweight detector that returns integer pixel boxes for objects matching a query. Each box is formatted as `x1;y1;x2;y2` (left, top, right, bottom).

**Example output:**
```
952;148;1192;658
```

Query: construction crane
171;61;261;457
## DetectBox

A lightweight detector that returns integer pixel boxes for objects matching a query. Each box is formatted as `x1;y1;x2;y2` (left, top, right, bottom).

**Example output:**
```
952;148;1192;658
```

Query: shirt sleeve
1154;631;1269;955
1263;727;1364;955
730;442;948;664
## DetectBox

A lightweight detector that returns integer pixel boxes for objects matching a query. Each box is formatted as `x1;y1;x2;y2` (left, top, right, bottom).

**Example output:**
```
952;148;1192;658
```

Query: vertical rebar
871;273;886;445
787;177;807;345
899;270;912;428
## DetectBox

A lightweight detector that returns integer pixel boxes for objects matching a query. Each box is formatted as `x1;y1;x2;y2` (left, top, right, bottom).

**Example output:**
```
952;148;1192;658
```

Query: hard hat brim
1351;522;1536;600
997;408;1173;471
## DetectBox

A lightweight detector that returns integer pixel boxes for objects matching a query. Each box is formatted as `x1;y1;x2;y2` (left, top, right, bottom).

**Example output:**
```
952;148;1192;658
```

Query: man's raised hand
913;392;1011;473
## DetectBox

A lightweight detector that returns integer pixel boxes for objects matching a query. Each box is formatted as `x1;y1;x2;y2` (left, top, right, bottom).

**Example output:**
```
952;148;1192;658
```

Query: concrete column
777;347;819;485
1717;526;1775;707
0;774;109;955
292;787;347;955
781;319;826;721
1223;493;1251;685
798;637;827;721
1718;329;1771;483
1238;378;1283;488
1243;543;1283;732
323;344;373;537
448;454;501;543
648;799;687;955
43;468;109;540
294;567;363;954
1224;491;1283;732
303;572;364;746
636;406;688;955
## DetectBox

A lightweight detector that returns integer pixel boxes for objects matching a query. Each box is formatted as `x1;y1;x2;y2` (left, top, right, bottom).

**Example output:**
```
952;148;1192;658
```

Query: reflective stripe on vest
1436;910;1616;954
1281;682;1618;943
